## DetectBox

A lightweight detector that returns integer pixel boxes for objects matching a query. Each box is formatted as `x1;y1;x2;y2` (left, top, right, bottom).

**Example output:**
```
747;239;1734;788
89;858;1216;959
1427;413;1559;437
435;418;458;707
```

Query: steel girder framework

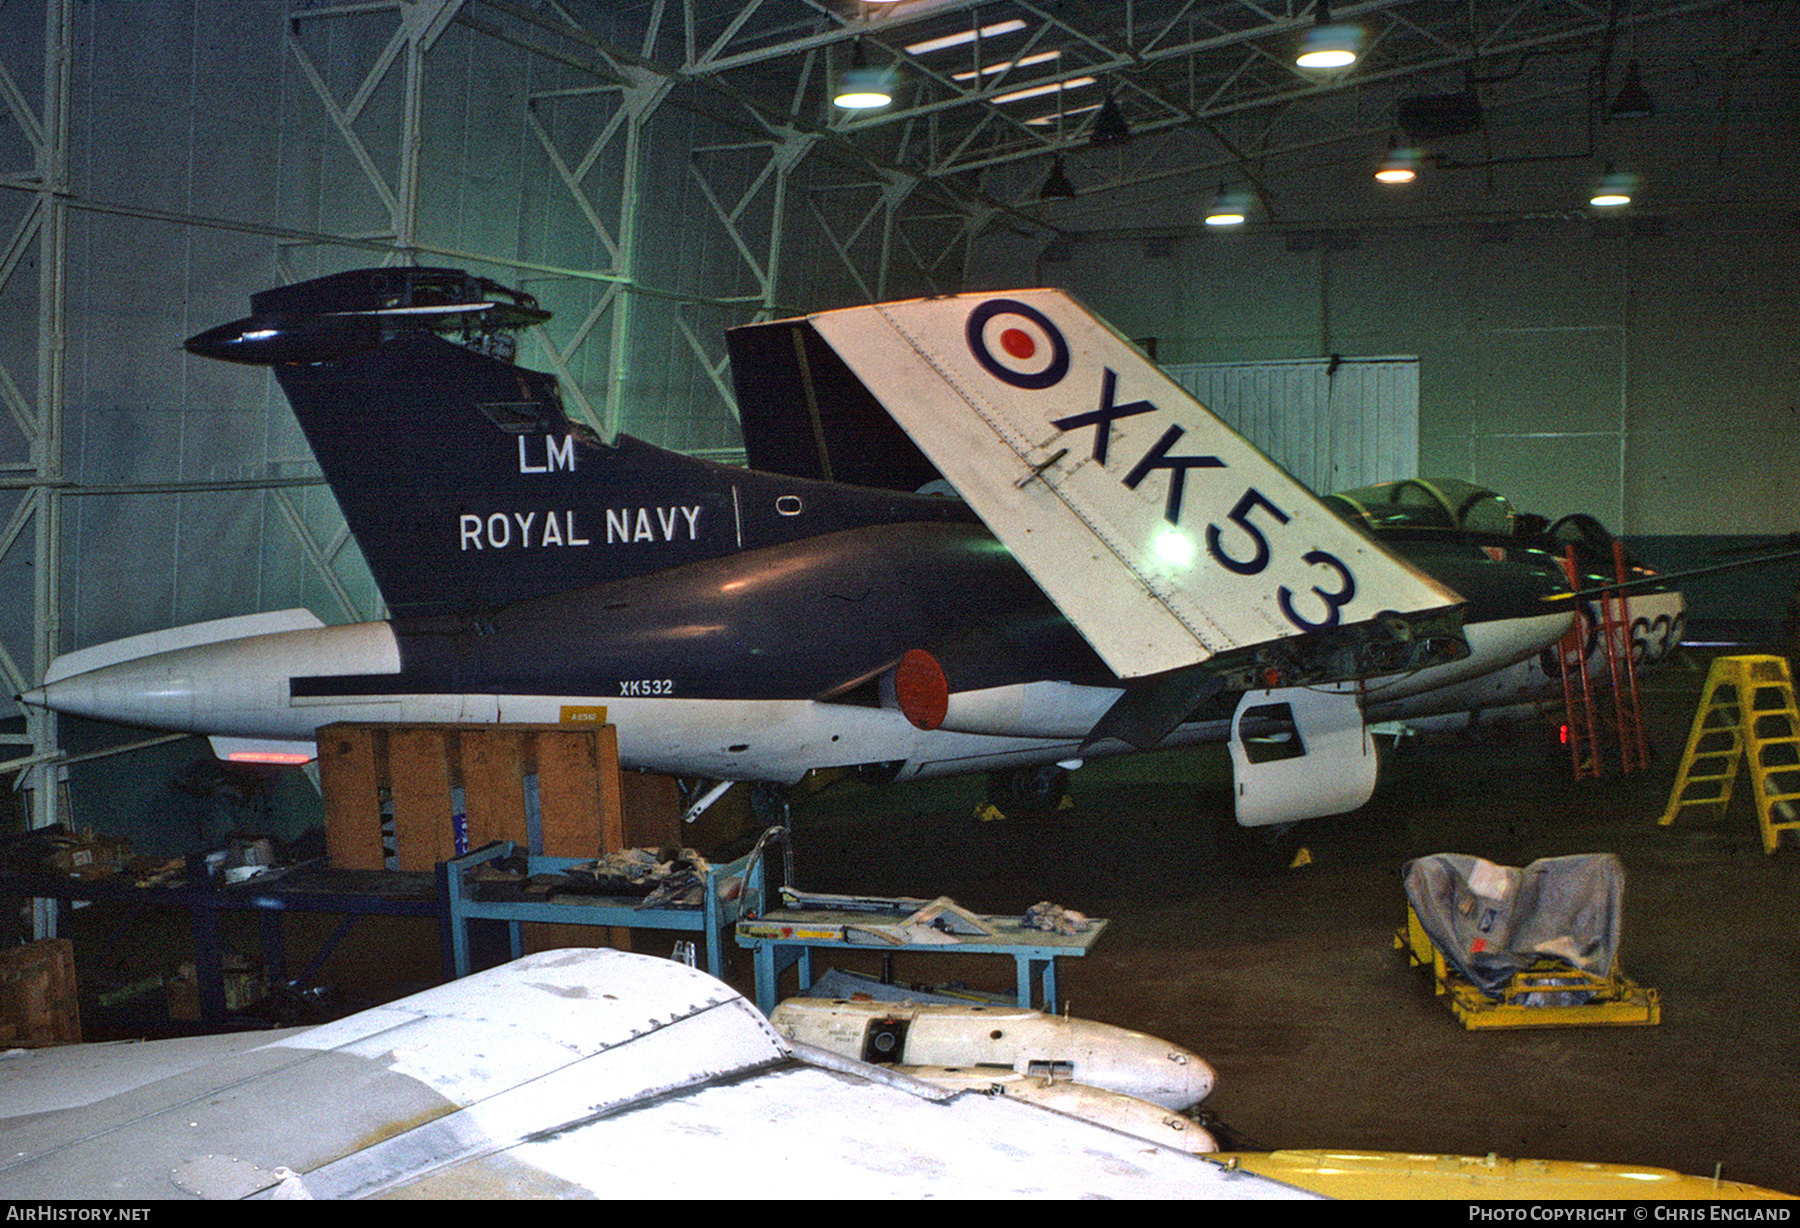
0;0;69;889
0;0;997;873
0;0;1786;885
545;0;1761;213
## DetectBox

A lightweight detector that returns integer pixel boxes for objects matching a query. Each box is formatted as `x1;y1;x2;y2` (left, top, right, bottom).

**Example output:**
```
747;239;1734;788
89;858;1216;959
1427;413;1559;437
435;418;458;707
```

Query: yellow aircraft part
1218;1150;1795;1201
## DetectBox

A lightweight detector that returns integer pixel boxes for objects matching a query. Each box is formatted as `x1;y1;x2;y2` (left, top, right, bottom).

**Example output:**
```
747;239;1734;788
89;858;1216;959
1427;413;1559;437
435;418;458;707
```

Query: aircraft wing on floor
0;950;1312;1200
803;291;1463;681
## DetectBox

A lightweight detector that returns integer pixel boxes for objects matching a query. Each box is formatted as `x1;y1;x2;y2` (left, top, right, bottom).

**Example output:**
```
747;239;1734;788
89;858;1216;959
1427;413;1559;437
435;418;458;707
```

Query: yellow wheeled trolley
1397;905;1660;1030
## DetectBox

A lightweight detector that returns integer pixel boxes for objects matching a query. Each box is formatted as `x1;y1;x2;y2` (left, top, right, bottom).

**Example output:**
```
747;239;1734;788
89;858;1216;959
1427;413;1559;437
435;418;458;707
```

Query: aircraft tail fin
725;318;942;492
793;290;1465;684
186;268;751;618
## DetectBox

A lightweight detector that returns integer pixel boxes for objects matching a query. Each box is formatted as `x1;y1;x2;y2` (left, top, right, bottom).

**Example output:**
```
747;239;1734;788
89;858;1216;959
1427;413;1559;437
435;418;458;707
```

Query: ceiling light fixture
1025;102;1102;127
1375;140;1422;184
834;41;894;110
1295;4;1362;70
1589;166;1639;207
1040;157;1077;200
904;19;1027;56
1206;185;1251;226
1089;94;1131;146
951;51;1062;81
1609;60;1654;120
992;76;1097;105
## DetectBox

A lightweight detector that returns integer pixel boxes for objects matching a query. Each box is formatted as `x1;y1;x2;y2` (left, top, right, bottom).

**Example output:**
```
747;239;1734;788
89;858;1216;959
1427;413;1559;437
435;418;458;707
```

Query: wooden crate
320;723;645;955
0;939;81;1046
166;960;265;1022
317;724;629;870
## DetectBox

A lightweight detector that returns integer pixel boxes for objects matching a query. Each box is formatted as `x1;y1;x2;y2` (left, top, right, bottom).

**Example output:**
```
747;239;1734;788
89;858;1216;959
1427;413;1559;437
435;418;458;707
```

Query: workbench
0;861;444;1028
734;908;1106;1015
442;840;766;979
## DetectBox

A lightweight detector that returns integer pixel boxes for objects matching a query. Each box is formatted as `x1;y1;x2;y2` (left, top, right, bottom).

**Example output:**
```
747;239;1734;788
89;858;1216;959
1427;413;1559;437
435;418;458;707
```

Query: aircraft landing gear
1215;815;1309;876
983;764;1071;819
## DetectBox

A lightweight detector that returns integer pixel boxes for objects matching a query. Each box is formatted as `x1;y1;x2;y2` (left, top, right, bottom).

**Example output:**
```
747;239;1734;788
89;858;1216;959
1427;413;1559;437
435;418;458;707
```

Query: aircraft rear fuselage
333;519;1113;704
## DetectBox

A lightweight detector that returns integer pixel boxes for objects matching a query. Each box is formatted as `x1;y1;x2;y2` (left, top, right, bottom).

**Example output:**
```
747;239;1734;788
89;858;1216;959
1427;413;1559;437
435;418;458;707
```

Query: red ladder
1599;540;1650;773
1557;544;1651;779
1557;547;1601;779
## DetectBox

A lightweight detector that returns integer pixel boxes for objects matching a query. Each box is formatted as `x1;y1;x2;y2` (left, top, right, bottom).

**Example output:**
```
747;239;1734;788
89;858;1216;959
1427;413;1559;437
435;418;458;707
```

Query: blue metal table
734;910;1106;1015
443;841;765;980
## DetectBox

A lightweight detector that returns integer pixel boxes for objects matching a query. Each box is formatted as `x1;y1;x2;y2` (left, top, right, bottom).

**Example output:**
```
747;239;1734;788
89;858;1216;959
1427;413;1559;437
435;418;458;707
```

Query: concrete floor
759;648;1799;1196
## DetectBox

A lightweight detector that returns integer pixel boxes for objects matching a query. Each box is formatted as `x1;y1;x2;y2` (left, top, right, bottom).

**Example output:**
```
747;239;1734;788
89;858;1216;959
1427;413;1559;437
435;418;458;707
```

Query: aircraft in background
1317;477;1684;738
20;269;1683;826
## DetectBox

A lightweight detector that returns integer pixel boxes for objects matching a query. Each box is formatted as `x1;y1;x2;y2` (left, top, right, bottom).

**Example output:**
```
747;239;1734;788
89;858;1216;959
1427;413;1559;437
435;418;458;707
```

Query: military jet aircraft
20;268;1683;825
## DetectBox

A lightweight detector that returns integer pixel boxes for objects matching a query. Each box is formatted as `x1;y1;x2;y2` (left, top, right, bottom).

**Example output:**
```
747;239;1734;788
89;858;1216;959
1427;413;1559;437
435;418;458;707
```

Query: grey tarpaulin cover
1403;853;1625;999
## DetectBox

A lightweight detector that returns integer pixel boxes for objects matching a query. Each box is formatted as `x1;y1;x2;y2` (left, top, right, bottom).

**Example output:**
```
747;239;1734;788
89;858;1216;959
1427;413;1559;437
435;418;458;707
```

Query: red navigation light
227;750;316;766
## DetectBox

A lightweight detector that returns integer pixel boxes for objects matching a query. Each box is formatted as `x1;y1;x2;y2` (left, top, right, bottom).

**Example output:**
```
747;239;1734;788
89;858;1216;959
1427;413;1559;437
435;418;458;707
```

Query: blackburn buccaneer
21;268;1684;826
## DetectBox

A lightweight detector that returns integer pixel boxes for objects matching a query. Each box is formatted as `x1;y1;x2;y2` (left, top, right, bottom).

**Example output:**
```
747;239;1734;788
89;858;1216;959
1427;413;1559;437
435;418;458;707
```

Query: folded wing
805;291;1463;680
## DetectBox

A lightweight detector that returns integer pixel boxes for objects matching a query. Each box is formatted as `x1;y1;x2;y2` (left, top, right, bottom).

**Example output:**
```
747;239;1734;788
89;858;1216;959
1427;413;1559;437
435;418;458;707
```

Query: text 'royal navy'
458;506;704;550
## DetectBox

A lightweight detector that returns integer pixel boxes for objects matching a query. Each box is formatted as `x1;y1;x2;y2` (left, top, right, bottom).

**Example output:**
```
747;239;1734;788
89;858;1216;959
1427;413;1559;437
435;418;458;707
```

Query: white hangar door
1160;358;1420;496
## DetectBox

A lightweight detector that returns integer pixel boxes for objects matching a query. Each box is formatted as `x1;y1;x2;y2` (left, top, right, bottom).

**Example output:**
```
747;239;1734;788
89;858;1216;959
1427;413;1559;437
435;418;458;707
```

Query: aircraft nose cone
1164;1049;1218;1110
26;657;205;729
1074;1028;1217;1111
28;620;401;738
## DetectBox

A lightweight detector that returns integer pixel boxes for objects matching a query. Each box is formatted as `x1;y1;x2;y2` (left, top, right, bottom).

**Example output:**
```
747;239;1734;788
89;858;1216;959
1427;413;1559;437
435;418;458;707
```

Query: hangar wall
968;216;1799;541
961;3;1799;547
0;0;976;849
2;2;1793;850
1163;358;1420;496
5;1;969;655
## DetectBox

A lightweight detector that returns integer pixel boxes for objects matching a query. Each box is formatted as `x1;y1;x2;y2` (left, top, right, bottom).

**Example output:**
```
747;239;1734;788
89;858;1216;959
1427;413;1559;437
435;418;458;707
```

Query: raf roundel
965;298;1070;390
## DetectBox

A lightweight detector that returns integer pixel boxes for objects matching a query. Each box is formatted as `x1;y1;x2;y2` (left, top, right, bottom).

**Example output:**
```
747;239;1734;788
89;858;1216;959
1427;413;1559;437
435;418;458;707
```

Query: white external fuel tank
896;1065;1218;1154
768;997;1215;1112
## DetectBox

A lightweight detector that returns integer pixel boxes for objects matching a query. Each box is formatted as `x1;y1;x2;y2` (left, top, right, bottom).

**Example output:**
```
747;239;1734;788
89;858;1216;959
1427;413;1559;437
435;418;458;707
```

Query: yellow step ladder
1658;655;1800;854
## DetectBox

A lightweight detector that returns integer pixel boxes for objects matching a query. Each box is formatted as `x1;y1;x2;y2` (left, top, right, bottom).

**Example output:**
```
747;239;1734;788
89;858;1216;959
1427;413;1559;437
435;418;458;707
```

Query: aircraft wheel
1215;815;1307;875
750;780;790;827
985;765;1069;818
